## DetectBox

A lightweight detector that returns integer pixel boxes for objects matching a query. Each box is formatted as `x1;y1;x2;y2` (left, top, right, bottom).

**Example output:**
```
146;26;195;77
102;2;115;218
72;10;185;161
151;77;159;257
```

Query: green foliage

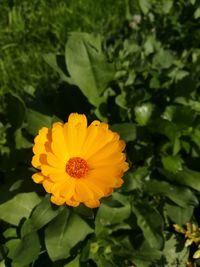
1;0;200;266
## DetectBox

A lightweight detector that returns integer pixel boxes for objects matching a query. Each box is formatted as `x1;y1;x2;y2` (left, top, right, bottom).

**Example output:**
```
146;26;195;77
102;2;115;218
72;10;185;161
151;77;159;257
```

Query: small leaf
161;155;183;173
153;49;174;69
111;123;136;142
135;103;154;126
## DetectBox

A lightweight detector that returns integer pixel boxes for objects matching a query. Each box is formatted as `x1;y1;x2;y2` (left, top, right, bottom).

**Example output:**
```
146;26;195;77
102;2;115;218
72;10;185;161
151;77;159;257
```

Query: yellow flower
31;113;128;208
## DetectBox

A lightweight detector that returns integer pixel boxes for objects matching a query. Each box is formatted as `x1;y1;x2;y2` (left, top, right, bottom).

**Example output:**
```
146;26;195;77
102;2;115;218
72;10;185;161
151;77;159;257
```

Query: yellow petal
50;195;65;205
51;122;69;162
66;197;80;207
74;180;94;202
46;152;66;167
43;179;54;193
41;164;65;176
49;172;69;183
32;172;45;183
68;113;87;126
60;178;75;199
84;199;100;208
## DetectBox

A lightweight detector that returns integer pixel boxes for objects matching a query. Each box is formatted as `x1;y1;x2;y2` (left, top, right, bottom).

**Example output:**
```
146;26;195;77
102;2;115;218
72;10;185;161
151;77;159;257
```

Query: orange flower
31;113;128;208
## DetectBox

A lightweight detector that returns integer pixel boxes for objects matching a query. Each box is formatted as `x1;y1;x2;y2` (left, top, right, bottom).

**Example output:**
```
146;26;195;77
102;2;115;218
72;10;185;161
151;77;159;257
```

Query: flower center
66;157;89;178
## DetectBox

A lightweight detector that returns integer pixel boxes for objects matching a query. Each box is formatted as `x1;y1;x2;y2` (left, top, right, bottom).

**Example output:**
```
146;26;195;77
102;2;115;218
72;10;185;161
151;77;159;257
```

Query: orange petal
74;180;94;202
51;122;69;162
84;199;100;208
50;195;65;205
32;172;45;183
60;178;75;199
42;179;54;193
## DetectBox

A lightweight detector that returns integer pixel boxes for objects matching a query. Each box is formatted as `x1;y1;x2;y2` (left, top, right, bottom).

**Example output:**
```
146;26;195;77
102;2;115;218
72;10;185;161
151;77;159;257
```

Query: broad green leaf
45;208;93;261
5;92;26;130
26;108;53;135
132;202;164;250
111;123;136;142
135;103;154;126
44;53;73;84
6;231;40;266
160;167;200;191
0;192;41;226
161;155;183;173
144;179;198;207
65;32;114;106
165;203;194;225
31;196;63;230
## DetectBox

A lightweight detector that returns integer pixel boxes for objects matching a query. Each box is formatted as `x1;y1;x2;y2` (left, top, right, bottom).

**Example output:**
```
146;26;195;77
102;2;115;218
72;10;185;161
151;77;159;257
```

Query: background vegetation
1;0;200;266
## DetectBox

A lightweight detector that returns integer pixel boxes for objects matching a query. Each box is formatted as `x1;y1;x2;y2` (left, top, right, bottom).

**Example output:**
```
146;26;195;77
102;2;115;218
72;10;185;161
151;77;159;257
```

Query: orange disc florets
66;157;89;178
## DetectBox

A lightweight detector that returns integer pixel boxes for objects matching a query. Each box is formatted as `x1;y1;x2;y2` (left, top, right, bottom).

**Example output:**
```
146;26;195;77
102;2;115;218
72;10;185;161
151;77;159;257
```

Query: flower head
31;113;128;208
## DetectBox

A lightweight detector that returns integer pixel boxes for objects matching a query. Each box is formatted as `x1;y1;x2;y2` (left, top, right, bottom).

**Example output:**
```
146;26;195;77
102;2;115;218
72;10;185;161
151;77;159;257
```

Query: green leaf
6;92;26;130
133;239;162;266
132;202;164;250
144;179;198;207
26;108;53;135
3;228;17;239
0;261;6;267
95;203;131;234
0;192;41;226
122;167;149;192
135;103;154;126
31;196;64;230
160;167;200;191
6;231;40;266
14;128;32;149
45;207;93;261
165;203;194;225
63;255;80;267
194;8;200;19
153;49;174;69
161;155;183;173
138;0;151;14
44;53;74;84
162;234;189;266
65;32;114;106
110;123;136;142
